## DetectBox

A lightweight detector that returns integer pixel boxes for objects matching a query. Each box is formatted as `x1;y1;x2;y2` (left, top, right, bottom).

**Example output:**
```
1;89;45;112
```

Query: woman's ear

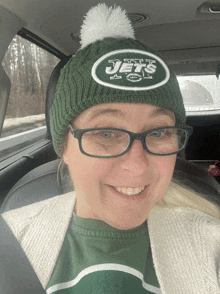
62;132;70;165
63;149;69;165
63;154;69;165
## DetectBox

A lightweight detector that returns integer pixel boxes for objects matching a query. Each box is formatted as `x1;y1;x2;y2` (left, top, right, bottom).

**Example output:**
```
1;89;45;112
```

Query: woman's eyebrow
88;109;124;121
149;107;175;120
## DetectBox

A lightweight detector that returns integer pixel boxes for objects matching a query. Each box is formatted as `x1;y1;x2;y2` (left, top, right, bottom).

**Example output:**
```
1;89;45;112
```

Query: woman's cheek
69;156;113;188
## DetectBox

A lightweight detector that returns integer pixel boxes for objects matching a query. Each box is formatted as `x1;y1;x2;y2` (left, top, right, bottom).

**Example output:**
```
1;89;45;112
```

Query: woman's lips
108;185;148;201
113;186;145;196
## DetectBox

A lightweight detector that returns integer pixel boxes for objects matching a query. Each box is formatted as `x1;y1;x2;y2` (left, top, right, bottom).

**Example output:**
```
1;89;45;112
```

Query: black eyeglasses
68;124;193;158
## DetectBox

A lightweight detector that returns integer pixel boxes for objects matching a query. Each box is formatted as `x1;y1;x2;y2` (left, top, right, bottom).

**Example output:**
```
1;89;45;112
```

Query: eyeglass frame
68;124;193;158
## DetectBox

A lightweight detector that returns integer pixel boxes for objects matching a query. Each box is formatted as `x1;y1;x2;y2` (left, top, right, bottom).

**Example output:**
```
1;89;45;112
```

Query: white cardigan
2;192;220;294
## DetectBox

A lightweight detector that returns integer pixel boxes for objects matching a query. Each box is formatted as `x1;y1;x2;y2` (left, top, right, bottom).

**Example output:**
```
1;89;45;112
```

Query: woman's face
63;103;177;230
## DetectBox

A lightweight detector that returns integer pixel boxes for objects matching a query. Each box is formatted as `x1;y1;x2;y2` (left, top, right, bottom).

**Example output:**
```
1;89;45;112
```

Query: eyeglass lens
81;128;187;157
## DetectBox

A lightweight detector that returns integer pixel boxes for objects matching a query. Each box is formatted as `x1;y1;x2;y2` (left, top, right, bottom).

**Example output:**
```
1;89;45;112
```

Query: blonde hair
158;180;220;219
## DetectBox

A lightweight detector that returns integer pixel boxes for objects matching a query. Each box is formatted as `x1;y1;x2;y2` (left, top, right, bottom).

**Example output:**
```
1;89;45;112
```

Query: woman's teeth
114;186;145;196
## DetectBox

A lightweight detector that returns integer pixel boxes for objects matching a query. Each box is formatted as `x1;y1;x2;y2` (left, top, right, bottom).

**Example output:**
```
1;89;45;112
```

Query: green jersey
46;212;161;294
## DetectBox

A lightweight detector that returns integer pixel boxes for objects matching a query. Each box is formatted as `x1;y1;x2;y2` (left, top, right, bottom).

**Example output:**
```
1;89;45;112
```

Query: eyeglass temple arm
68;124;75;133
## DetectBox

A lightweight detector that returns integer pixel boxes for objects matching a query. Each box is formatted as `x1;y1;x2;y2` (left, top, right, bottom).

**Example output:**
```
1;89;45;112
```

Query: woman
2;4;220;294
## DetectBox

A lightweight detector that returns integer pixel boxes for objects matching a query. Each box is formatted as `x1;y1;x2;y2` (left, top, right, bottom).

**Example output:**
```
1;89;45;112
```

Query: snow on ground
2;114;46;138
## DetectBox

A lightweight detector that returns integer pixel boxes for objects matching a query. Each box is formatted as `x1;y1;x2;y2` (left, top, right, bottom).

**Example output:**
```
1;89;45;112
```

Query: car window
0;35;59;157
178;75;220;116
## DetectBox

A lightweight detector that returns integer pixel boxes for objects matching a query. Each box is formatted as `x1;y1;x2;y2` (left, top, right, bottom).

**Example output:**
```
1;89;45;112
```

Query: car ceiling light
209;5;220;12
198;1;220;13
127;13;148;24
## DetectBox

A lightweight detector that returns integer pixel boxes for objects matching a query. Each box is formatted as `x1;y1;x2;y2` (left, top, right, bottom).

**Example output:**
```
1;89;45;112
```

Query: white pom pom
80;3;135;49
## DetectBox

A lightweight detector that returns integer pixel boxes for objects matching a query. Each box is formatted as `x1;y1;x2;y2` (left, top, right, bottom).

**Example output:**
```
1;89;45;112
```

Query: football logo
92;49;170;91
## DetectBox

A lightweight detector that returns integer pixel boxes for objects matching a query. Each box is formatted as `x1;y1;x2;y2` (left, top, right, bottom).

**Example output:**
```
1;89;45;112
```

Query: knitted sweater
2;191;220;294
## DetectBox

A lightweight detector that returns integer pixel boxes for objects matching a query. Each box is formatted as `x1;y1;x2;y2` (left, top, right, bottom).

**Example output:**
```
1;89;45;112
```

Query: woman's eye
100;132;114;138
150;130;164;137
149;129;174;138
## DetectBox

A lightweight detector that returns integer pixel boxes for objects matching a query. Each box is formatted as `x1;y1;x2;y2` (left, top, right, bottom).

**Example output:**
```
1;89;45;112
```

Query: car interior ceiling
0;3;220;209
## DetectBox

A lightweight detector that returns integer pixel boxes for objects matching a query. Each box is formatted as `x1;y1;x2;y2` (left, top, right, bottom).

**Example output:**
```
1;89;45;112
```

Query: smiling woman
62;103;178;230
2;3;220;294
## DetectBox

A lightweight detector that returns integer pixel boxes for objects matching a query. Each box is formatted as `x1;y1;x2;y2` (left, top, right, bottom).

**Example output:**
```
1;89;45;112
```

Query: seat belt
0;215;46;294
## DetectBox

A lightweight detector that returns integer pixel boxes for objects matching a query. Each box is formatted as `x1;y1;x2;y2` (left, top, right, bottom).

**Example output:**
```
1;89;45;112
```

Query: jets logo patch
91;49;170;91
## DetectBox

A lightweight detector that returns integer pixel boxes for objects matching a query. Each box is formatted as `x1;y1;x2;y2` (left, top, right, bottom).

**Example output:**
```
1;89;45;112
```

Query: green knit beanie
50;4;186;156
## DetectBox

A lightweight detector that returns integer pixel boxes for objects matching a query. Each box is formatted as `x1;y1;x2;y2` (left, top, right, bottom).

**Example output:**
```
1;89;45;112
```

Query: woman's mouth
107;185;148;201
113;186;145;196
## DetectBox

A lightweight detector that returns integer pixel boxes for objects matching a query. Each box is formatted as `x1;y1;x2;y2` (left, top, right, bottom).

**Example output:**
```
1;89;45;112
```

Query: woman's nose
119;139;150;174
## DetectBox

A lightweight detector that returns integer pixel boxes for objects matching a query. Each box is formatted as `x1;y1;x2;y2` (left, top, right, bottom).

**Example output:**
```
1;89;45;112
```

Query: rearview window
177;75;220;115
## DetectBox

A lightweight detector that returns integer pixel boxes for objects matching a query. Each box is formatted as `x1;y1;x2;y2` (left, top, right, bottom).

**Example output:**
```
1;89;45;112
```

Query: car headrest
1;159;73;213
45;56;71;140
174;158;220;207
